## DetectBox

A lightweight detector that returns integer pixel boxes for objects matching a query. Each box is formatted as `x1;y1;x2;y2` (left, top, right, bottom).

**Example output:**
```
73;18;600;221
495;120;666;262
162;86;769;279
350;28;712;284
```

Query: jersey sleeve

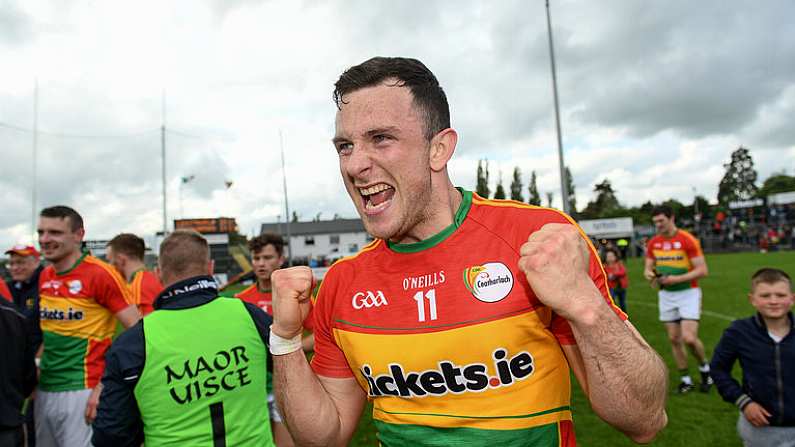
645;237;656;260
302;302;316;332
310;265;355;378
683;233;704;259
94;264;133;314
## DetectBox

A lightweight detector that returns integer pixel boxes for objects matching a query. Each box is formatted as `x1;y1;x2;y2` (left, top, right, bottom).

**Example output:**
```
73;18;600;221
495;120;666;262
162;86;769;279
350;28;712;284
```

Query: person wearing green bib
92;230;275;447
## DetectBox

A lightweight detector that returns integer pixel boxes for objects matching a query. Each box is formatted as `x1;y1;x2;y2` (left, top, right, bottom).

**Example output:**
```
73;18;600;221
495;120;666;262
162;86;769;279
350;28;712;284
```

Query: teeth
359;183;392;196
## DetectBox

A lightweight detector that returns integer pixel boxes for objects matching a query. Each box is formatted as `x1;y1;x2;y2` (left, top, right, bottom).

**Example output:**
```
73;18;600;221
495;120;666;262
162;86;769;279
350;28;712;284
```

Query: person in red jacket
604;249;628;313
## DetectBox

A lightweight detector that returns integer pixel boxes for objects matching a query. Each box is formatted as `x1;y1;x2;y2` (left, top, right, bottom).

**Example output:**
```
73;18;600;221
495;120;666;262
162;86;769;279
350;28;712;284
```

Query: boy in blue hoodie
711;268;795;446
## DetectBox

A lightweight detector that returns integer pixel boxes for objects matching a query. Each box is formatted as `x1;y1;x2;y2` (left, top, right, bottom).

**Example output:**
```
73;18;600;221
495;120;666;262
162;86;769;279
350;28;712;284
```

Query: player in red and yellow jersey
644;205;711;394
106;233;163;316
236;232;314;447
269;57;668;446
36;206;141;447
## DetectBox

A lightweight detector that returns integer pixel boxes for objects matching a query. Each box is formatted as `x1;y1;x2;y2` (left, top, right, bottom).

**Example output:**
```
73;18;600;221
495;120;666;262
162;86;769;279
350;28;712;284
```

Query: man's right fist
271;267;314;339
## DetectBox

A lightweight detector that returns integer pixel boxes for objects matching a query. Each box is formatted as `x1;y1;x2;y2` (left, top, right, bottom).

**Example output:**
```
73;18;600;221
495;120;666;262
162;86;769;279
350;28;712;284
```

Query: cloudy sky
1;0;794;249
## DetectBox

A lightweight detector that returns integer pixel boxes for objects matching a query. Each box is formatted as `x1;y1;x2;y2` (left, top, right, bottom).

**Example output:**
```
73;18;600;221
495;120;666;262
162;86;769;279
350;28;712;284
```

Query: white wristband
269;329;302;355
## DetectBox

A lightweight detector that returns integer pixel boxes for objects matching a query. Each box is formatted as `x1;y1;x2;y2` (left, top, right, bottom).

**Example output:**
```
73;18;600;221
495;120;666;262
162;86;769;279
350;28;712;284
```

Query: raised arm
520;223;667;443
271;267;367;446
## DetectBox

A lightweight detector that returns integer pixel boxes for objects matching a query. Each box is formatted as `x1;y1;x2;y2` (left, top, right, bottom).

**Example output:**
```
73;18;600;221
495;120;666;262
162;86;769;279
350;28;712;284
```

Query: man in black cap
6;244;44;446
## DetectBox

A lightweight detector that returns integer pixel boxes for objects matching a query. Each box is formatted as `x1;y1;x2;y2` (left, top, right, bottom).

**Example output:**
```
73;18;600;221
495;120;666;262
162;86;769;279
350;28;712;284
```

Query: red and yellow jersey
130;269;162;316
311;189;624;446
38;253;132;391
646;230;703;292
236;283;315;331
236;284;273;315
0;277;10;301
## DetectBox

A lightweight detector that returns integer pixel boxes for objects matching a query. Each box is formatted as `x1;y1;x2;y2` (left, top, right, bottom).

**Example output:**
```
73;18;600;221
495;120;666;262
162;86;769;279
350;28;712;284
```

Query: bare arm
520;224;667;443
274;351;367;446
114;305;141;329
564;316;668;443
271;267;367;446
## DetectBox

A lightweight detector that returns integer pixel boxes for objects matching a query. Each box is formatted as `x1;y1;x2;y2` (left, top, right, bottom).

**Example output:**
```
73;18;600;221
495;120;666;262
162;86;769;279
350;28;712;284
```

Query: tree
717;146;758;205
757;173;795;198
564;166;577;214
510;167;524;202
581;178;622;218
546;192;554;208
476;159;490;198
494;171;506;200
527;171;541;206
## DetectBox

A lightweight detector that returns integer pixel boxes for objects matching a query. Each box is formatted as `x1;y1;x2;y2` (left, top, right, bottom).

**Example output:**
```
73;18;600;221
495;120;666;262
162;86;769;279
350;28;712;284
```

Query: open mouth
359;183;395;213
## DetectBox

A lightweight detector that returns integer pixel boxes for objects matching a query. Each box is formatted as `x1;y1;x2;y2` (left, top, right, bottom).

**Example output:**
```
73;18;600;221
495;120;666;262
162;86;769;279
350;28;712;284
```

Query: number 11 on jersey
412;289;438;322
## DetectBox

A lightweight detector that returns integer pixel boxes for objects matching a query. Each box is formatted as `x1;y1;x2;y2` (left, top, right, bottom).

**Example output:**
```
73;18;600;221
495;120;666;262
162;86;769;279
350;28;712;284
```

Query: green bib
134;297;273;447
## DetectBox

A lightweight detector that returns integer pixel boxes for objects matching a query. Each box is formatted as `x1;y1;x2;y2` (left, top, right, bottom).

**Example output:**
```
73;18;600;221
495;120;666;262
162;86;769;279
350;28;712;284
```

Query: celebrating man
270;57;668;446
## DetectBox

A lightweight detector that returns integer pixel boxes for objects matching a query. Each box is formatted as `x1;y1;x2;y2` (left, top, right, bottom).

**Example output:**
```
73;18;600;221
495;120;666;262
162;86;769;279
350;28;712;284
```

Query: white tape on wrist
269;329;302;355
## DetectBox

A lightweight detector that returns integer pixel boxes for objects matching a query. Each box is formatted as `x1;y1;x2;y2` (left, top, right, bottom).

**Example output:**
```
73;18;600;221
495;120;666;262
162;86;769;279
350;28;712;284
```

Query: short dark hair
751;268;792;290
40;206;84;232
651;205;673;218
333;57;450;141
249;233;284;256
159;230;209;279
107;233;146;261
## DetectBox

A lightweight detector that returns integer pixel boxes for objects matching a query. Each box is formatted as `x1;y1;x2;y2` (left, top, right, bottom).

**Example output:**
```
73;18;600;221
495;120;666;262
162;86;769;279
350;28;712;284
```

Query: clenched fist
518;223;603;322
272;267;314;339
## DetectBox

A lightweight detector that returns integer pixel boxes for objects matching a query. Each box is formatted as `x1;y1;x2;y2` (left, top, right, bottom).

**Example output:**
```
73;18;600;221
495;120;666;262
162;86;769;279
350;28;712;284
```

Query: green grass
349;250;795;446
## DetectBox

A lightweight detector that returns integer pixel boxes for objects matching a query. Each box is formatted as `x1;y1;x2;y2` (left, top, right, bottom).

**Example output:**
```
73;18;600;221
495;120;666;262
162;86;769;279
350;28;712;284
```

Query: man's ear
429;128;458;172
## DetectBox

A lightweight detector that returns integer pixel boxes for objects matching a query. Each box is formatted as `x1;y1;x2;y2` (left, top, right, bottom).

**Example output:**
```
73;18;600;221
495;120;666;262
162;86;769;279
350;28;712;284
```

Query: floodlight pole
31;79;38;243
280;130;293;266
161;91;168;235
545;0;570;215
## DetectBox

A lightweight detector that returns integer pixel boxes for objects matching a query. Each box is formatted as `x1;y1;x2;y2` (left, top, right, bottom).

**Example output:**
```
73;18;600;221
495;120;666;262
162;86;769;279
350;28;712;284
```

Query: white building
260;218;373;264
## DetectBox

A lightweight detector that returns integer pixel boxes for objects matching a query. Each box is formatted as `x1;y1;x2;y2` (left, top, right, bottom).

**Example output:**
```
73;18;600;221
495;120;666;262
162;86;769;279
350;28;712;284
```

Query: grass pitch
350;250;795;446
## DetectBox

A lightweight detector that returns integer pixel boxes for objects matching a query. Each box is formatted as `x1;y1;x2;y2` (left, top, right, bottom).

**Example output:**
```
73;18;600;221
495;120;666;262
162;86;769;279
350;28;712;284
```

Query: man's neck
391;184;462;244
663;226;678;238
124;260;146;282
53;250;83;273
258;278;272;292
764;314;791;337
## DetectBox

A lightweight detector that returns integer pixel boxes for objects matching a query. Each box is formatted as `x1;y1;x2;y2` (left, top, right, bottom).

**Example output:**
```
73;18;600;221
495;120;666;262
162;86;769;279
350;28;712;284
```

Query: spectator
711;268;795;446
5;244;44;447
605;249;629;313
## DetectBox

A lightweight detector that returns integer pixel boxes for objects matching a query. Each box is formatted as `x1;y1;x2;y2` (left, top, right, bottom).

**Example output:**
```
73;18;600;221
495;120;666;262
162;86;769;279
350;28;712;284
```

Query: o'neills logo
164;346;252;404
361;348;534;398
463;262;514;303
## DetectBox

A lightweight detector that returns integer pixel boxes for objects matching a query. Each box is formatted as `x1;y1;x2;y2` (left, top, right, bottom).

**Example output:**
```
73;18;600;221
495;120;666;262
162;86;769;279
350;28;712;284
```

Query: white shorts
268;393;283;423
35;389;93;447
658;287;702;322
